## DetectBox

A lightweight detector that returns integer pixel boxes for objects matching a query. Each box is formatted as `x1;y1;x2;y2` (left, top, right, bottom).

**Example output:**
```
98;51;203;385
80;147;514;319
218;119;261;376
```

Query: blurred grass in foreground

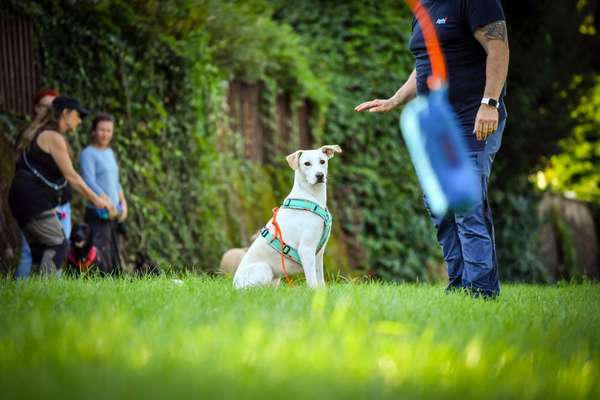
1;277;599;399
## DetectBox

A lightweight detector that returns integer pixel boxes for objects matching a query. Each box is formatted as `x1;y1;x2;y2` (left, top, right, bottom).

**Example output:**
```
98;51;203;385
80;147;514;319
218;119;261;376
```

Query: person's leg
480;119;505;295
57;203;72;239
455;120;505;297
30;240;69;276
484;119;505;172
56;204;71;278
23;209;67;277
424;196;464;290
109;221;121;275
115;222;128;271
15;231;33;278
455;194;497;297
438;216;465;290
85;208;114;275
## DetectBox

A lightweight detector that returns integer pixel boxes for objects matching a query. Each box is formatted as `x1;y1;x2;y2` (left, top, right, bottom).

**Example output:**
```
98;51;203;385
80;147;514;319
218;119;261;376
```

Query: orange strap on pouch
405;0;448;89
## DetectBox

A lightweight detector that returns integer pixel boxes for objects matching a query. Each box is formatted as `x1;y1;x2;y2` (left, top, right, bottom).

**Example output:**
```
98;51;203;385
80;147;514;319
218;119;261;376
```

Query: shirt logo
436;17;448;25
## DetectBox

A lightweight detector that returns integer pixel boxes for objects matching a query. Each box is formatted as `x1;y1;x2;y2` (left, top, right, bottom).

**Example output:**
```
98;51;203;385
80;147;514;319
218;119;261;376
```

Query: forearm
64;172;101;205
48;137;102;207
389;68;417;106
84;180;104;196
473;21;510;140
474;20;510;101
80;157;104;195
354;68;417;113
483;45;509;100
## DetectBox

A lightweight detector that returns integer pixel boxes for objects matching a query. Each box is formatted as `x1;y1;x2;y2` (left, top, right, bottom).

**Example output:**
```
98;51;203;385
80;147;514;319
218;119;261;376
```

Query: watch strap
481;97;499;108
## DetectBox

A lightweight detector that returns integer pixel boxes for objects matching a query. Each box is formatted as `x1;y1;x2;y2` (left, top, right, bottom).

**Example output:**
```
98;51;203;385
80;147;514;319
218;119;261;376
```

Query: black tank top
18;132;65;182
9;131;71;224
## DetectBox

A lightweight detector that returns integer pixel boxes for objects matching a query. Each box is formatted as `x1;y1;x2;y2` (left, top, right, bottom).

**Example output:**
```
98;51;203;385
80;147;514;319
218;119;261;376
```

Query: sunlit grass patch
1;277;599;399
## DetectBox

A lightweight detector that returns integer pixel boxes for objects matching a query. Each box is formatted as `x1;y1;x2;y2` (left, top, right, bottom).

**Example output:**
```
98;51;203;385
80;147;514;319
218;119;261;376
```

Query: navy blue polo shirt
409;0;507;152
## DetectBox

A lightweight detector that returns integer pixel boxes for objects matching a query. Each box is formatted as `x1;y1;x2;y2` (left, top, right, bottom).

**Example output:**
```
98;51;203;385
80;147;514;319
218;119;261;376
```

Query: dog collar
68;246;98;272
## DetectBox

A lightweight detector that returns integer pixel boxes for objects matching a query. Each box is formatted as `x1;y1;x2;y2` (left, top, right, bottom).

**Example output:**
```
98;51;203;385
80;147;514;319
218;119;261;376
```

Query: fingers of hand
475;117;499;141
475;119;484;141
355;99;390;112
485;120;498;139
489;122;496;138
369;101;385;112
355;100;381;112
354;103;366;112
369;104;387;112
482;121;491;140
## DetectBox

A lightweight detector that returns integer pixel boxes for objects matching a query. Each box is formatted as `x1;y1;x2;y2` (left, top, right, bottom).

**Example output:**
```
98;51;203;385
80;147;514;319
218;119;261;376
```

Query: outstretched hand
354;98;397;113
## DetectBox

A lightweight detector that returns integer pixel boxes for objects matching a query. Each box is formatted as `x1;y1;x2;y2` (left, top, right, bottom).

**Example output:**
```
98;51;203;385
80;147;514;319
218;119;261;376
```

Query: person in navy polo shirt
356;0;509;298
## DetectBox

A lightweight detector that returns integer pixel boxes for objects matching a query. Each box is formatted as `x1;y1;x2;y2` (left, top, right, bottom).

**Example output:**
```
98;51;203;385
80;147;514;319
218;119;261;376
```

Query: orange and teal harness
260;198;332;283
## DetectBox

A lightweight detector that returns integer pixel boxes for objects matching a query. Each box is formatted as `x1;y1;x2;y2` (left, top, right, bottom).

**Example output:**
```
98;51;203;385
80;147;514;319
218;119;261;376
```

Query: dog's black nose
316;172;324;182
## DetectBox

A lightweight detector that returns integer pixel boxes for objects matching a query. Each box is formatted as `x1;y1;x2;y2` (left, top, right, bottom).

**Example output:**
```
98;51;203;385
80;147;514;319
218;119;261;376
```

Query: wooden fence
0;14;37;116
226;79;313;163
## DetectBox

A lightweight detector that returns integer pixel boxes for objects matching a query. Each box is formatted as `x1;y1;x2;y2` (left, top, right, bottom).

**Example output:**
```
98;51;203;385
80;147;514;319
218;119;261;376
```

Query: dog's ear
320;145;342;159
286;150;303;170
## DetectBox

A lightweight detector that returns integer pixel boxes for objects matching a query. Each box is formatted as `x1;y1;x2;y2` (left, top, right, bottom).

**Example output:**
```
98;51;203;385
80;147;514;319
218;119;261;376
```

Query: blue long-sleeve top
80;145;122;209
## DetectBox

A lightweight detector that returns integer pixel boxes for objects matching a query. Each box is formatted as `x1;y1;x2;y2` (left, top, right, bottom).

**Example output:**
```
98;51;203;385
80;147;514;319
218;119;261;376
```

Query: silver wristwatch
481;97;500;108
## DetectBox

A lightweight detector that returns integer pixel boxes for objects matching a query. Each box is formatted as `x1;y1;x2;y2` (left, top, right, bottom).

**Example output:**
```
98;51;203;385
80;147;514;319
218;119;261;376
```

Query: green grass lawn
1;277;599;399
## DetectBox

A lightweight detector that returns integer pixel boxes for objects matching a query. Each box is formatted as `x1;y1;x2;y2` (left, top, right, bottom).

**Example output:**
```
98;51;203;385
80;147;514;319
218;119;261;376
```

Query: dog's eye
304;161;311;166
319;159;325;165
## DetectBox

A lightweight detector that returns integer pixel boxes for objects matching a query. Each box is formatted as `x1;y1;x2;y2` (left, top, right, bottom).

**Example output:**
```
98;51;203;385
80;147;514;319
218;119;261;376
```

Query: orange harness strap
271;207;293;285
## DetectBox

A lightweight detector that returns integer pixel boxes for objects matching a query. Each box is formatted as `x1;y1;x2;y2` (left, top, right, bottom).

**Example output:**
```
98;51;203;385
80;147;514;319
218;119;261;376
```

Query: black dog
134;250;160;276
66;223;100;275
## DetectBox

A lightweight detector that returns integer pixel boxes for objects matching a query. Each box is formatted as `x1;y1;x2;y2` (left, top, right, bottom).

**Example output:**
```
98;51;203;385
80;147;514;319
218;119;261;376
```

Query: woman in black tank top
11;131;69;225
9;96;113;276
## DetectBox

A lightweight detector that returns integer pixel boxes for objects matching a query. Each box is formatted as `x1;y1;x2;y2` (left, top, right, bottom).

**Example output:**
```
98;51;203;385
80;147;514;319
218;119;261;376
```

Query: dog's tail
233;262;274;289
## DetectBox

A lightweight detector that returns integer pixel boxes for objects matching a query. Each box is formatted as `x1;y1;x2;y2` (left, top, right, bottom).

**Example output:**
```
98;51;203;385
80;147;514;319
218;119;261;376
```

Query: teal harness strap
260;227;302;265
282;199;332;252
261;198;333;267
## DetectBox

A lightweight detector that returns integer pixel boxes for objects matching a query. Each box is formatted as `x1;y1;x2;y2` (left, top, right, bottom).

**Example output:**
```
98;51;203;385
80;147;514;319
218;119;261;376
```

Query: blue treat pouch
400;86;479;217
96;208;110;220
96;204;122;220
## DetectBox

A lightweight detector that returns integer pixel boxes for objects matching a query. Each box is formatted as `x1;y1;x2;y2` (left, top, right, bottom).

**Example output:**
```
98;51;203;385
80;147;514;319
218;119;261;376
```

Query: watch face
483;98;499;107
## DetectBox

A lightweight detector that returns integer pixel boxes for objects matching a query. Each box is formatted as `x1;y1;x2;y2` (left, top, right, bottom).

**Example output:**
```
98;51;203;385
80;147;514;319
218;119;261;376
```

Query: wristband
481;97;499;108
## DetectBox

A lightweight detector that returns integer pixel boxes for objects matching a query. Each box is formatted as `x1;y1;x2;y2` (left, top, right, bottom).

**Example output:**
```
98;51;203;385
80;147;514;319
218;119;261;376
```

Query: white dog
233;145;342;289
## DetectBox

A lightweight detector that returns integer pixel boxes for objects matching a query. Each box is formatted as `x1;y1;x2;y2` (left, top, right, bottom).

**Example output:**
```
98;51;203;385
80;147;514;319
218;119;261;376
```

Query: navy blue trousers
425;119;505;298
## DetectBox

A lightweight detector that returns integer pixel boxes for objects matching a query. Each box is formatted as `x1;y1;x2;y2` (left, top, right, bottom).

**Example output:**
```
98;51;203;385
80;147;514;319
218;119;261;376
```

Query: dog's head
286;145;342;185
70;223;93;251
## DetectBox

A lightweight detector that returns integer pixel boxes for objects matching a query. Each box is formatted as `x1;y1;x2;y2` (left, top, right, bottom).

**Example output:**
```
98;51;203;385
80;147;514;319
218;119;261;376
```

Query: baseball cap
52;95;91;118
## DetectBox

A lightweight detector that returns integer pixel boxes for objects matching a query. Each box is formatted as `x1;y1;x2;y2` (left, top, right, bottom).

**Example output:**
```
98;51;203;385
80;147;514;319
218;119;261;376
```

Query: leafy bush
490;184;549;283
542;77;600;204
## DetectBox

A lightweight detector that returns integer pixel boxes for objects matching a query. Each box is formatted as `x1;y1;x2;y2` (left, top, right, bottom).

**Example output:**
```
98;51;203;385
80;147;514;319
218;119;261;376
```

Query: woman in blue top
80;112;128;275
